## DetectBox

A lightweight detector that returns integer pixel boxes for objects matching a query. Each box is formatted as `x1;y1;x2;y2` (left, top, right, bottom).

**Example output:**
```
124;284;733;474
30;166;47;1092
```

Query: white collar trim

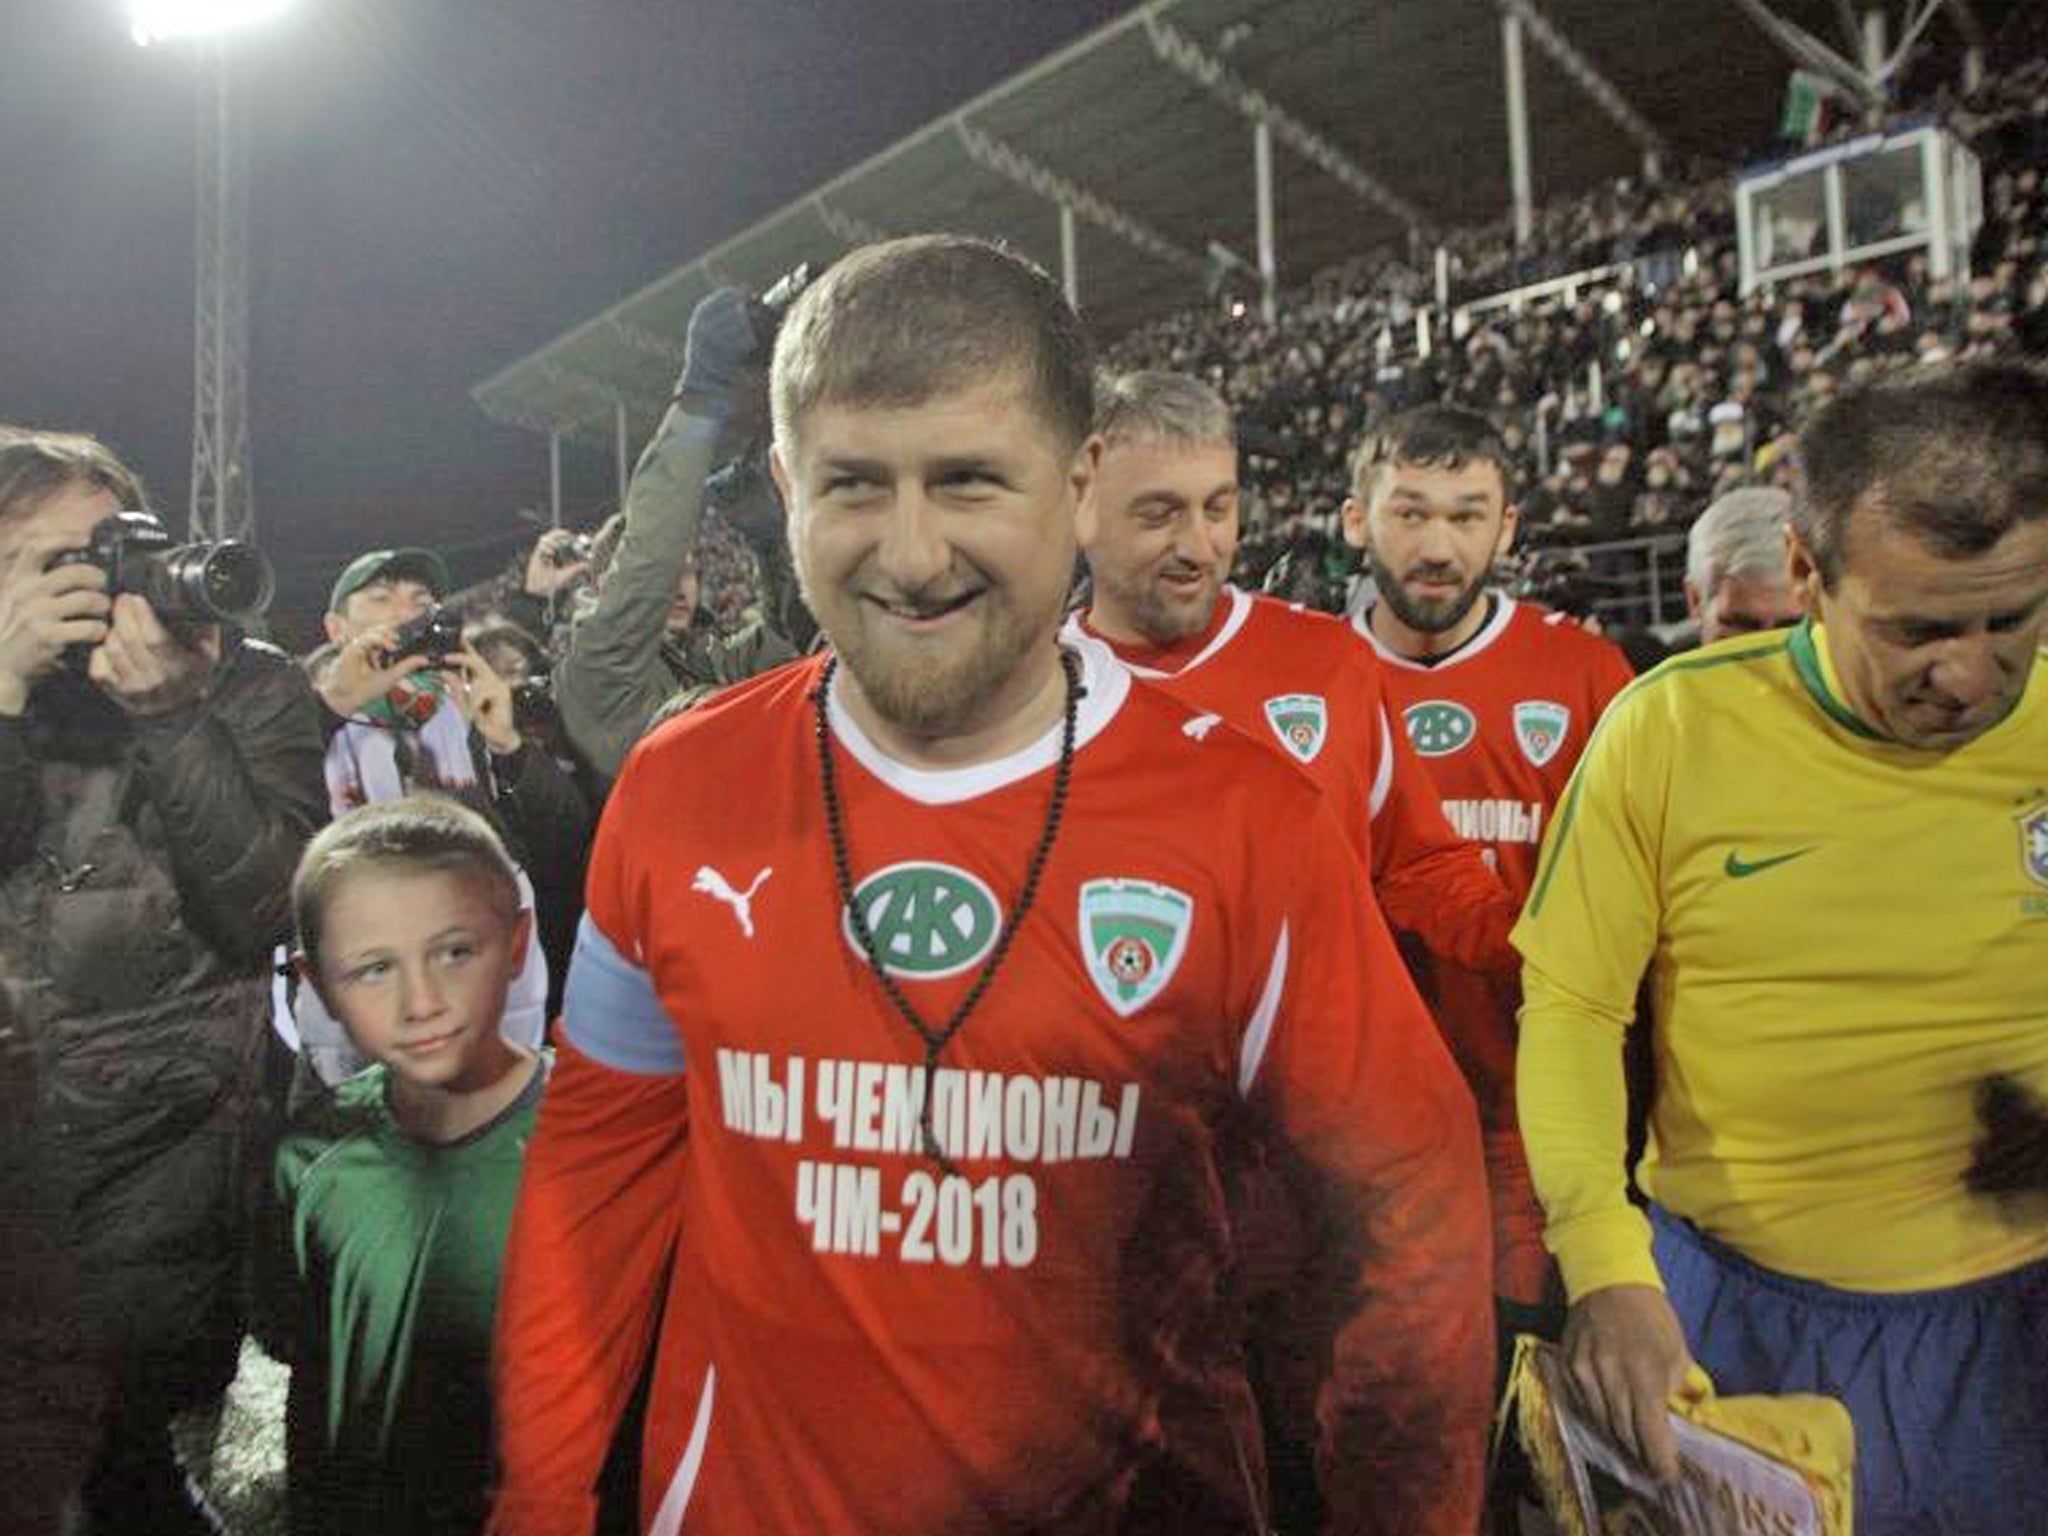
1073;583;1254;681
1352;593;1516;672
826;635;1130;806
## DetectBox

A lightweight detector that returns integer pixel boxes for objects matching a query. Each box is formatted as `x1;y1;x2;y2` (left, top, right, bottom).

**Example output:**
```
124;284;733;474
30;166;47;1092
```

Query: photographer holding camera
0;427;326;1535
513;524;593;642
555;284;800;783
303;546;590;1066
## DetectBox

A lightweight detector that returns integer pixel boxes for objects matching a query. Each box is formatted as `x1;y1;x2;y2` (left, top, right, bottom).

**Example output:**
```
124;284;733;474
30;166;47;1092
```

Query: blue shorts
1651;1207;2048;1536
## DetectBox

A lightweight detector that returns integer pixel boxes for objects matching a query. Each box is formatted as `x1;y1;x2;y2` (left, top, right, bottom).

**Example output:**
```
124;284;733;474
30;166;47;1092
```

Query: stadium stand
1125;57;2048;631
471;2;2048;640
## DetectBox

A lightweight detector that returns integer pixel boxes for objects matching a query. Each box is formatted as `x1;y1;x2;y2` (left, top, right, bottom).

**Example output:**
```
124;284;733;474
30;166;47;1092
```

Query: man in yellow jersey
1515;362;2048;1536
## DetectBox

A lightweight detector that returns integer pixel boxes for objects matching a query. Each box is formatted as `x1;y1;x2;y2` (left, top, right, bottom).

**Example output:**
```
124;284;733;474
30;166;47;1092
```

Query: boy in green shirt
256;794;547;1536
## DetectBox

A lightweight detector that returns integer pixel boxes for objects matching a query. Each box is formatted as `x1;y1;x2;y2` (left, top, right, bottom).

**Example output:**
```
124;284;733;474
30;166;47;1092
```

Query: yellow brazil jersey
1515;619;2048;1296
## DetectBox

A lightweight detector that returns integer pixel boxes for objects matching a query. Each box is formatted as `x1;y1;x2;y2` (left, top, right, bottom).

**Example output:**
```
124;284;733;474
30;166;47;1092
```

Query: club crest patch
1513;700;1571;768
1263;693;1328;763
2020;801;2048;889
1078;878;1193;1018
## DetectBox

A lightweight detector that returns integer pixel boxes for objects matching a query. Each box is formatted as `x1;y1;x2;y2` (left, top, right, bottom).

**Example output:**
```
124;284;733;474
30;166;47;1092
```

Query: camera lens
195;543;274;620
148;541;275;624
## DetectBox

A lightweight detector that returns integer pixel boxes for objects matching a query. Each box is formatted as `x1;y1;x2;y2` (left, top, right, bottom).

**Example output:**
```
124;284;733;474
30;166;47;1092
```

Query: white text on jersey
716;1049;1142;1164
1441;798;1546;845
715;1049;1143;1270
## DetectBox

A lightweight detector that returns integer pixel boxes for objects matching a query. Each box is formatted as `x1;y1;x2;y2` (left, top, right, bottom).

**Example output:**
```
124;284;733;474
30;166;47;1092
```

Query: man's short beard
799;556;1057;741
1094;565;1218;647
832;617;1046;739
1368;550;1488;635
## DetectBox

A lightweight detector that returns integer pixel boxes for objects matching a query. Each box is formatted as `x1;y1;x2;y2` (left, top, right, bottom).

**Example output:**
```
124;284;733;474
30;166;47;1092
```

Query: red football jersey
1069;586;1517;976
1355;595;1634;1301
489;641;1491;1536
1353;596;1634;902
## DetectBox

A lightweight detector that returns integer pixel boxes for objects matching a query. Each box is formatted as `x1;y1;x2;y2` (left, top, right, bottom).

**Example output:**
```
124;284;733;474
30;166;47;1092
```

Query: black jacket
0;638;327;1403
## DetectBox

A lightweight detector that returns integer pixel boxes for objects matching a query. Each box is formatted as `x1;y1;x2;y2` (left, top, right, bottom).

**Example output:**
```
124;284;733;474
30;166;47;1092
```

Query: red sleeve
490;751;691;1536
1364;676;1520;976
489;1036;689;1536
1590;635;1638;716
1249;800;1494;1536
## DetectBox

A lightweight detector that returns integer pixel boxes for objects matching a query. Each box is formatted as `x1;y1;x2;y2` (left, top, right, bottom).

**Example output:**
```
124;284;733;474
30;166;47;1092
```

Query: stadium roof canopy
472;0;1976;452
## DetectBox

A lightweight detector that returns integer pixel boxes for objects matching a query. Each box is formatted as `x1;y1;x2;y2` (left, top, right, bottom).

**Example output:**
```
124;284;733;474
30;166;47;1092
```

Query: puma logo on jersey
693;865;773;938
1182;713;1223;741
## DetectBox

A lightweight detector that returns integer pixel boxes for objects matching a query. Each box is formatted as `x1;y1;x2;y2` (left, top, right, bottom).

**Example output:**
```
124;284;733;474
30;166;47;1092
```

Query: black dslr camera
381;606;466;668
46;512;275;644
547;533;595;567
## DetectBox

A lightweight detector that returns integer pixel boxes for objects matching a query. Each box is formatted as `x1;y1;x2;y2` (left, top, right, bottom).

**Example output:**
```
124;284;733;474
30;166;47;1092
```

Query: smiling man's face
1078;436;1240;647
774;370;1094;743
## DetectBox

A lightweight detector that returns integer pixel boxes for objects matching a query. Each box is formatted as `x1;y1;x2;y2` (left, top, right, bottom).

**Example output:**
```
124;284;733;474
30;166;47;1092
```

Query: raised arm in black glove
674;285;769;417
557;287;792;780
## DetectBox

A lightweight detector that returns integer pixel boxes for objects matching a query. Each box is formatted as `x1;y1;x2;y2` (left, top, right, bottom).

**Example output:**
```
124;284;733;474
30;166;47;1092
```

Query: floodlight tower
131;1;291;543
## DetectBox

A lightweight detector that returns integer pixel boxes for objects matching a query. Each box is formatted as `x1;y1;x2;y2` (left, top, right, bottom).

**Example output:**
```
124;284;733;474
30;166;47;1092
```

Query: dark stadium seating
1106;58;2048;623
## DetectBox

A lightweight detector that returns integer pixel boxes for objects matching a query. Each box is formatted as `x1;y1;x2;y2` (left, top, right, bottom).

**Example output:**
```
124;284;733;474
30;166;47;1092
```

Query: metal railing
1371;254;1646;366
1451;260;1637;332
1521;530;1690;631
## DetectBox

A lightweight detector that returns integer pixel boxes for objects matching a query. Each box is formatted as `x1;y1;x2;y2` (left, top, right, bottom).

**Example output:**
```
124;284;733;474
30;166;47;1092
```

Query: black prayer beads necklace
813;649;1079;1171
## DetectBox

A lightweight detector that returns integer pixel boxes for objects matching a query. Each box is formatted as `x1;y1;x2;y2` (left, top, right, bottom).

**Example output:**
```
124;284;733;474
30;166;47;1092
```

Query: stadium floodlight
129;0;291;47
128;1;291;541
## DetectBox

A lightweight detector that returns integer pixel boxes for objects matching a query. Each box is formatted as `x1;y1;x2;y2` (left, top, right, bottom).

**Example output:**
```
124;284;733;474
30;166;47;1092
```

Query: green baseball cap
327;547;450;614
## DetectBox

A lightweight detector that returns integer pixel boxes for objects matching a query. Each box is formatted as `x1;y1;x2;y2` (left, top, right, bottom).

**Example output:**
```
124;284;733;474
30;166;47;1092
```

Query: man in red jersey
488;237;1491;1536
1340;403;1635;1319
1068;371;1513;1532
1067;371;1518;979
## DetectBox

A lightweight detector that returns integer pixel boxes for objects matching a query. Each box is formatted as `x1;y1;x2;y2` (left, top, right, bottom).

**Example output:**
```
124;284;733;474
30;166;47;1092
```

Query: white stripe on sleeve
561;913;686;1075
1238;922;1291;1096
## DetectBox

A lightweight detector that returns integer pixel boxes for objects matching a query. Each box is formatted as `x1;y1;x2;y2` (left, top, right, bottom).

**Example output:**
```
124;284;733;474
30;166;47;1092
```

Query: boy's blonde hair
293;795;521;975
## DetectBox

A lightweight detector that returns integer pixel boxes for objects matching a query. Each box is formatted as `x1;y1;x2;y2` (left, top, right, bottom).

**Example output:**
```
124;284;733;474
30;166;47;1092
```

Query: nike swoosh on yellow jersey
1724;847;1818;878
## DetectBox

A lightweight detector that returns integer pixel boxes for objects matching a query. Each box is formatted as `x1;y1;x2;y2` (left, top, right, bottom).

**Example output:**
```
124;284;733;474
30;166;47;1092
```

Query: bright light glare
130;0;291;47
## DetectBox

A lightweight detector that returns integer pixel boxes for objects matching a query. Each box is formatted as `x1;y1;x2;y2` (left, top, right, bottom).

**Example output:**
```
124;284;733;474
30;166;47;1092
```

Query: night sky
1;0;1133;639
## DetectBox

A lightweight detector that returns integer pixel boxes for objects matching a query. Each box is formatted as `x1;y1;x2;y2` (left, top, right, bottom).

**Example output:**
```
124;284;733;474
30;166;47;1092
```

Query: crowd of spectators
418;61;2048;651
368;54;2048;688
443;503;763;647
1105;57;2048;618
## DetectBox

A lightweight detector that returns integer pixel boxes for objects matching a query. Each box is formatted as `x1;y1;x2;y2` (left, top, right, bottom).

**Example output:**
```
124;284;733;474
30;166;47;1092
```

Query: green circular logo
1404;700;1477;757
844;862;1002;978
